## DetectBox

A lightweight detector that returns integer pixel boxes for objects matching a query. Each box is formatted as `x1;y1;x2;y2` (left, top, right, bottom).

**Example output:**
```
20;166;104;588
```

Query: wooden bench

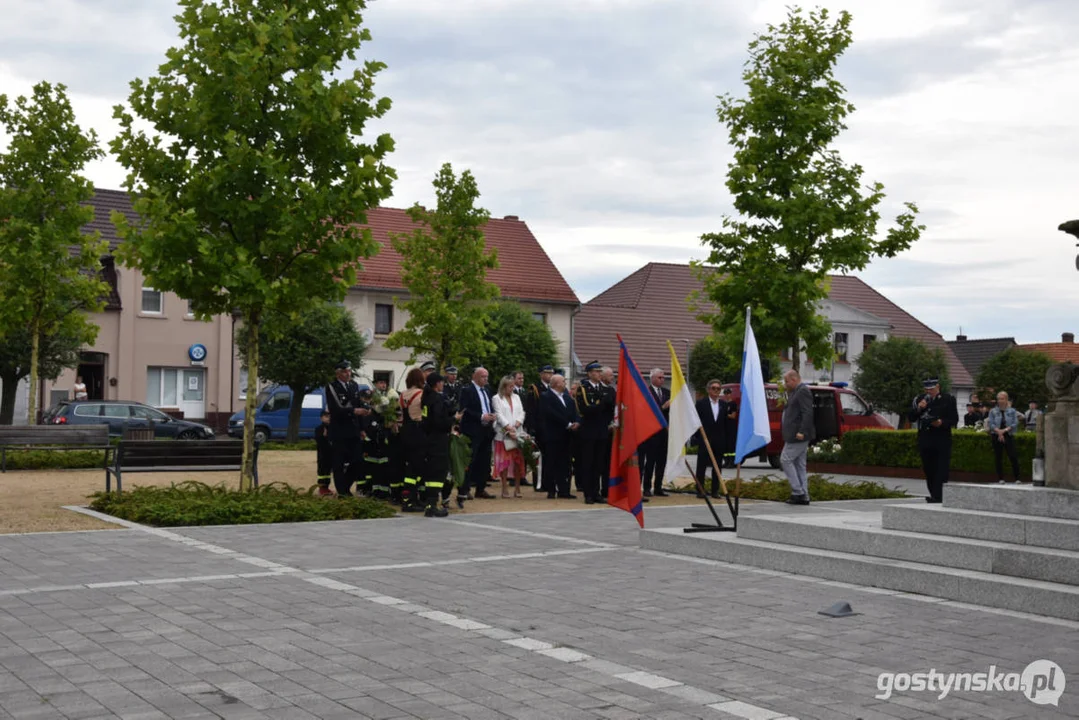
0;425;112;473
105;439;259;493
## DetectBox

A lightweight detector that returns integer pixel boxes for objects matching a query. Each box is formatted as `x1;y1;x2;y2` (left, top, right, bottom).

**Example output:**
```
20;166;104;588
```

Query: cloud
0;0;1074;345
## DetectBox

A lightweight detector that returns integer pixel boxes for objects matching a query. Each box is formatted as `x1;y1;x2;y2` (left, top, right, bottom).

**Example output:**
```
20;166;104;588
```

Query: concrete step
736;512;1079;586
639;527;1079;622
883;504;1079;552
945;483;1079;521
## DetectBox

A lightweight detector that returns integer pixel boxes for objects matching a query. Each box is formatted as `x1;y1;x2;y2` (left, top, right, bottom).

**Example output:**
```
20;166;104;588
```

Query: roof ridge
835;275;946;341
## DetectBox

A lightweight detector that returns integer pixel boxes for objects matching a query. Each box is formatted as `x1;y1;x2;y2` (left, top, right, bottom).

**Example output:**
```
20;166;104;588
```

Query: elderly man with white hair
638;368;671;496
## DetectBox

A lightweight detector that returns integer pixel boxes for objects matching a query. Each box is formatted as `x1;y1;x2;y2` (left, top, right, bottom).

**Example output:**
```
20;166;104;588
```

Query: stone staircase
639;484;1079;621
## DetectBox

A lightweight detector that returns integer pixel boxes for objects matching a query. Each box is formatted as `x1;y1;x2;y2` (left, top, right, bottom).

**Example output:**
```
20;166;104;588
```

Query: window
863;334;876;350
73;404;104;417
531;312;547;325
238;367;249;400
265;391;291;412
132;405;170;422
147;368;179;407
103;405;128;419
839;391;868;415
301;393;324;410
372;370;393;387
141;287;163;314
375;304;393;335
780;347;792;361
186;300;196;317
834;332;849;362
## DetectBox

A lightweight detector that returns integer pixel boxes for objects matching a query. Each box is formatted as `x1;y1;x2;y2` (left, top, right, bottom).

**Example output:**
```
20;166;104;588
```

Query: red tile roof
354;208;579;304
574;262;974;386
1017;341;1079;363
84;191;578;305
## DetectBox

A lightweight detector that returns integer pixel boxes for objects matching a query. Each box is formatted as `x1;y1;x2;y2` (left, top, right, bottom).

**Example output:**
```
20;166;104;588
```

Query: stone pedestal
1044;363;1079;491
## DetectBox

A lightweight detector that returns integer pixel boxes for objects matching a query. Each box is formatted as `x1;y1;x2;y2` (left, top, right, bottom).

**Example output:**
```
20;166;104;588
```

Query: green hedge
837;429;1035;476
1;449;108;470
671;474;908;500
260;440;317;451
88;481;397;526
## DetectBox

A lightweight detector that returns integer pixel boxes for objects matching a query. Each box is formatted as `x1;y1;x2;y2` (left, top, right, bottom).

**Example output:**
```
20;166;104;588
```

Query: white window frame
374;304;393;335
141;286;163;315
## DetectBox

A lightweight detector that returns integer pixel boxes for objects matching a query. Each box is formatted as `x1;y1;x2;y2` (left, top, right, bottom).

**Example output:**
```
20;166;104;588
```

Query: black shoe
519;480;531;487
455;497;466;510
641;497;649;502
926;497;942;504
558;493;577;499
642;489;652;497
547;493;556;499
654;489;669;497
584;497;596;505
402;503;424;512
785;496;810;505
425;506;449;518
710;491;721;499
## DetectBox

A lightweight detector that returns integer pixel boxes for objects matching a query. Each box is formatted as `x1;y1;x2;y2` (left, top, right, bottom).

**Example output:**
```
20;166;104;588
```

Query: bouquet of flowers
516;432;540;472
371;388;399;423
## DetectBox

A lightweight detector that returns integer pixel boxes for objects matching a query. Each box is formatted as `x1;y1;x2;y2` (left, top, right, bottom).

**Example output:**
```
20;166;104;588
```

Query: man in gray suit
780;369;815;505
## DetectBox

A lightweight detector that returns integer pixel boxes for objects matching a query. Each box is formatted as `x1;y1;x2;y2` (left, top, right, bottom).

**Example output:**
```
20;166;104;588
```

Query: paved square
0;501;1075;718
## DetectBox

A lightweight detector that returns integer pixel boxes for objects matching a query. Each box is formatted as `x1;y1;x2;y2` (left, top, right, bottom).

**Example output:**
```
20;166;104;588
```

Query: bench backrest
116;439;246;468
0;424;110;445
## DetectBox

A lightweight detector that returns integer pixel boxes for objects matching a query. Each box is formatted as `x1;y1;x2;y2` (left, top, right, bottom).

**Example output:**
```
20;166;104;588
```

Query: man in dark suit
909;377;959;503
325;360;370;497
780;369;815;505
457;366;497;507
525;365;554;491
540;374;579;499
639;368;671;497
693;379;727;498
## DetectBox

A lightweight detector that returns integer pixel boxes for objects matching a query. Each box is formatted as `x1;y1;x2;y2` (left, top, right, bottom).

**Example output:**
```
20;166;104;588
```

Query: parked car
721;381;893;467
43;400;215;439
227;384;334;444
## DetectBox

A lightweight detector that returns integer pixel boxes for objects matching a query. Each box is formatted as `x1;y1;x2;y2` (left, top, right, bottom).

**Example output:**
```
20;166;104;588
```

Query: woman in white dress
491;375;526;498
73;376;88;401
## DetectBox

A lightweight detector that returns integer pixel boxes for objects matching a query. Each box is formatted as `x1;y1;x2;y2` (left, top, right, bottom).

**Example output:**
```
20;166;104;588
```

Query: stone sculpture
1043;361;1079;490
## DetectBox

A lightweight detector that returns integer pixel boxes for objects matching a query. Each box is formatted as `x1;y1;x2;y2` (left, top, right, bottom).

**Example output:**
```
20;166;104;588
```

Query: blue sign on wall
188;343;208;362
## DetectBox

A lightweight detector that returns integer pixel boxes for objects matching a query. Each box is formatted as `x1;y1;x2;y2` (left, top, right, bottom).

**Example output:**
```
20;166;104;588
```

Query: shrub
260;440;317;452
837;429;1035;476
88;481;397;526
1;449;107;470
671;474;908;500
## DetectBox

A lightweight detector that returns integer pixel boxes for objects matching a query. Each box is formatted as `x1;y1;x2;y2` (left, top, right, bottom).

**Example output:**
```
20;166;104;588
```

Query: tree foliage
851;337;951;426
0;323;86;425
235;303;367;443
384;163;500;371
0;81;107;424
466;301;558;386
695;7;924;370
110;0;395;487
975;348;1054;409
688;336;742;393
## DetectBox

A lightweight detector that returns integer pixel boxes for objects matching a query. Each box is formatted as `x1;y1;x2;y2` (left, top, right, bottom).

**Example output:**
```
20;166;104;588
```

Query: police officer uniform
908;378;959;503
442;366;462;415
325;360;365;497
574;361;613;504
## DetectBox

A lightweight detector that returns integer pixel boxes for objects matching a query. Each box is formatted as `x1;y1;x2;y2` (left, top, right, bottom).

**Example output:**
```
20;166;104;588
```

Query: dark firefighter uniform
908;378;959;503
421;373;453;517
325;361;365;497
314;415;333;493
574;361;613;504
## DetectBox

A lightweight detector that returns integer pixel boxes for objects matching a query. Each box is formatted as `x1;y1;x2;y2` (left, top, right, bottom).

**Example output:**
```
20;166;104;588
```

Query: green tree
975;348;1054;410
0;81;107;424
235;303;367;443
851;337;951;427
384;163;500;371
0;323;86;424
694;7;924;370
466;301;558;386
109;0;395;488
688;336;741;393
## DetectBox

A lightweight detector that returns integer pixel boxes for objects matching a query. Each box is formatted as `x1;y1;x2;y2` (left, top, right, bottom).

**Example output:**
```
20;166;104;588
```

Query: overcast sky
2;0;1076;344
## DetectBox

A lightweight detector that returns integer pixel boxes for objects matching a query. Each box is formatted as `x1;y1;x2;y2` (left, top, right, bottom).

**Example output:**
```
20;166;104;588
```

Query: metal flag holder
682;430;739;533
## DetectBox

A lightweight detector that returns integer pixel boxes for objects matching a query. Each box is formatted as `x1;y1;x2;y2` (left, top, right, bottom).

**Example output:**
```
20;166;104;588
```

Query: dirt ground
0;451;715;534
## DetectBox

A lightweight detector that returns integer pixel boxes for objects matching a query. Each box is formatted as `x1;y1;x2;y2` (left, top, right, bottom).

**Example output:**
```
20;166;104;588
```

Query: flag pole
683;458;727;530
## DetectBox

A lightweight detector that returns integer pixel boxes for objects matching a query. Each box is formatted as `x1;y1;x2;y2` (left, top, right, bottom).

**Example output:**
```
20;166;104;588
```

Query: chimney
1064;332;1075;344
503;215;519;221
956;335;967;342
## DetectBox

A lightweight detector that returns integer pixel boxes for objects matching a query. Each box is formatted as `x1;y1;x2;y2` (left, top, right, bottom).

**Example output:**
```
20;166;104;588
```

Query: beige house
29;192;579;428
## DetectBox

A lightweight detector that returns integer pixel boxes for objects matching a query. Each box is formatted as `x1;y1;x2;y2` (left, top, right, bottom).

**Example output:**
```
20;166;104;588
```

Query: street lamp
830;338;848;383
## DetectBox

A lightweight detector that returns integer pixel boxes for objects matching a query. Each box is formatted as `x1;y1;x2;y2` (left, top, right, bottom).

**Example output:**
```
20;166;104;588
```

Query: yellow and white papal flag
664;340;702;481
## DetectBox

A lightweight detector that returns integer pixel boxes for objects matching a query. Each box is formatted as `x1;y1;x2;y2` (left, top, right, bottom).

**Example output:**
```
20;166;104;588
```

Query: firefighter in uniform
421;372;454;517
325;360;369;497
908;377;958;503
574;361;613;504
525;365;554;491
399;368;427;511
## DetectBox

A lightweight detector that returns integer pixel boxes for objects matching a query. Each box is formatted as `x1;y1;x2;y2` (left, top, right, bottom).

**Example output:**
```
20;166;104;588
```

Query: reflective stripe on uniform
425;480;444;490
404;477;418;486
365;456;388;464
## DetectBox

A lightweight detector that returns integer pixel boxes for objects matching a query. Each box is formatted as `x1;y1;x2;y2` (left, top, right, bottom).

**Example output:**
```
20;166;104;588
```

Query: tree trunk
0;371;21;425
790;334;801;372
286;386;305;444
240;312;261;490
27;320;41;425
